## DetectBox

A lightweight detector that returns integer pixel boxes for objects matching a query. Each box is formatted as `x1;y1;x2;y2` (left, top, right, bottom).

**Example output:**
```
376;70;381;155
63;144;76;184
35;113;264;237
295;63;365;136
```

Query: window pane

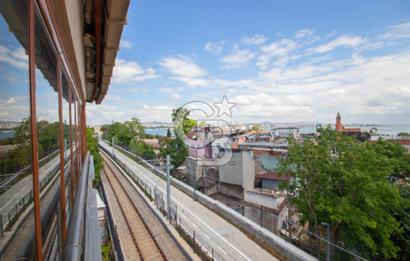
62;72;71;216
34;7;60;249
0;0;33;259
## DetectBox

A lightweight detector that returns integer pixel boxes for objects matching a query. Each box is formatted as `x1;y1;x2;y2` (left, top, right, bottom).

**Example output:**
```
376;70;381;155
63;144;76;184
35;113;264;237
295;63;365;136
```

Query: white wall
219;150;255;189
245;190;284;209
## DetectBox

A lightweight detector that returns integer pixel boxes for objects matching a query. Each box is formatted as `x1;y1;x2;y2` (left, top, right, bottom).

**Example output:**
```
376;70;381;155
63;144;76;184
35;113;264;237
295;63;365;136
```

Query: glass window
62;72;71;214
0;0;32;239
34;7;60;231
62;73;70;160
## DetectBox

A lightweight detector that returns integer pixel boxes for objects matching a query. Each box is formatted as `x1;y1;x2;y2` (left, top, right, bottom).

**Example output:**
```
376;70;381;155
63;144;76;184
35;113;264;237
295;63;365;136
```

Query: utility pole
166;155;171;221
112;137;115;157
322;222;331;261
64;138;67;158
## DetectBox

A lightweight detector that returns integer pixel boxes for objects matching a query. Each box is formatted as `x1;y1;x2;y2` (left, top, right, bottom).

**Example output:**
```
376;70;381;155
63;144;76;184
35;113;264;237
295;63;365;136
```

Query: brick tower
336;112;342;132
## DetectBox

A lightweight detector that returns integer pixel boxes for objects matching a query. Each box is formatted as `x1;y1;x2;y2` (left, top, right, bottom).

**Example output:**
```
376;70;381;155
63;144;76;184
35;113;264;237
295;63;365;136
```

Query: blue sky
87;0;410;125
1;1;409;125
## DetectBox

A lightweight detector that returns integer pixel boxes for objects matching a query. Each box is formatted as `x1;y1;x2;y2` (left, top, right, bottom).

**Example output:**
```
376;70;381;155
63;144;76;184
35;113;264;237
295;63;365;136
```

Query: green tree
101;118;144;146
37;120;59;156
159;107;196;169
159;138;187;169
129;137;156;160
279;129;403;259
398;132;410;137
86;127;103;185
391;185;410;261
250;124;262;131
166;128;172;138
172;107;196;134
372;139;410;178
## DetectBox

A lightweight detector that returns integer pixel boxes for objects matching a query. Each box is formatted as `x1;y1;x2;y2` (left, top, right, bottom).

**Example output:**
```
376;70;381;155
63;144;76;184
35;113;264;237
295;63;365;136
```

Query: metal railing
0;148;61;193
0;148;72;237
106;140;367;261
100;145;229;261
64;152;90;261
99;181;125;261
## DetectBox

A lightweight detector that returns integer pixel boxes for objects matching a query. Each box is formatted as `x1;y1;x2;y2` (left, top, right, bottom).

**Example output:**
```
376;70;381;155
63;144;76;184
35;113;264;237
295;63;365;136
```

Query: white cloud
0;46;28;70
256;39;297;67
313;35;366;53
250;51;410;122
171;93;181;99
86;103;131;125
204;41;224;54
159;87;182;100
230;93;313;121
160;55;208;87
87;102;174;125
120;39;133;49
295;29;314;38
221;46;256;68
241;34;266;45
88;21;410;124
379;21;410;40
112;59;157;83
160;55;206;78
0;96;30;122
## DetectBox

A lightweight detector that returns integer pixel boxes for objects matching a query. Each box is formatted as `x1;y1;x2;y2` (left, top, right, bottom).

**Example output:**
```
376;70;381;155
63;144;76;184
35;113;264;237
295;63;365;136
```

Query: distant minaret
336;112;342;132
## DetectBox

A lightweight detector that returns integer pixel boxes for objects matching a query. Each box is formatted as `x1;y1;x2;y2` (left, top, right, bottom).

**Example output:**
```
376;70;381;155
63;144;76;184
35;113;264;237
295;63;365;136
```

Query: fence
0;148;72;238
168;199;227;261
101;145;229;261
288;227;368;261
0;148;61;194
101;142;318;261
104;140;371;261
99;182;125;261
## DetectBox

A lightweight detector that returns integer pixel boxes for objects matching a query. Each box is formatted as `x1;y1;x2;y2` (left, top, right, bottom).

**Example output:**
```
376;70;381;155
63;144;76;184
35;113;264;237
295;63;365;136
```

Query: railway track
101;151;189;261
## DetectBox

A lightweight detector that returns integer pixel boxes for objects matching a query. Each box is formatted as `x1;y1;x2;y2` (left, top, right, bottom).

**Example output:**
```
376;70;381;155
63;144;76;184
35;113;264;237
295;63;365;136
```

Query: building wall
64;0;86;96
186;157;202;186
244;190;288;233
242;150;255;190
244;204;288;233
220;151;243;186
186;157;216;187
218;182;244;199
219;150;255;189
245;190;284;209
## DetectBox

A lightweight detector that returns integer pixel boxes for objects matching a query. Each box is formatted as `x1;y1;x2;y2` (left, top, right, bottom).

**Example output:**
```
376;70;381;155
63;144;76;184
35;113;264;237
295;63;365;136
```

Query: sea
144;125;410;137
0;130;16;140
298;124;410;136
144;128;173;137
2;125;409;140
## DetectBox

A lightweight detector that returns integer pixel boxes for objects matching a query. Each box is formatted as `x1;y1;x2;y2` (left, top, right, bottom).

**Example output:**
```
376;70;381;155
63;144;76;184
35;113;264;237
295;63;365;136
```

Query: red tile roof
256;171;290;181
342;128;361;133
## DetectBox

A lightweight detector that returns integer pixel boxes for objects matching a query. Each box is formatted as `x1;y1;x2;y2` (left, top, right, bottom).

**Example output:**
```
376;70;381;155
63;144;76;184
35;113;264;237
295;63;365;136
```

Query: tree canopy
159;107;196;170
172;107;196;135
279;129;409;259
102;117;144;146
129;137;156;160
86;127;103;185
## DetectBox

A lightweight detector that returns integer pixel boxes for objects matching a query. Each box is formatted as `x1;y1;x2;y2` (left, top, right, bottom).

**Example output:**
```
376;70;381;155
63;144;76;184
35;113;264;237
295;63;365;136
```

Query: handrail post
166;155;171;222
0;215;3;239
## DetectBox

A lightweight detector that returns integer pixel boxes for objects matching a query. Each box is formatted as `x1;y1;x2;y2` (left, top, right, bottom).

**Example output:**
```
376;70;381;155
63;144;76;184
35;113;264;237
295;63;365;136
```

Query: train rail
100;151;189;261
